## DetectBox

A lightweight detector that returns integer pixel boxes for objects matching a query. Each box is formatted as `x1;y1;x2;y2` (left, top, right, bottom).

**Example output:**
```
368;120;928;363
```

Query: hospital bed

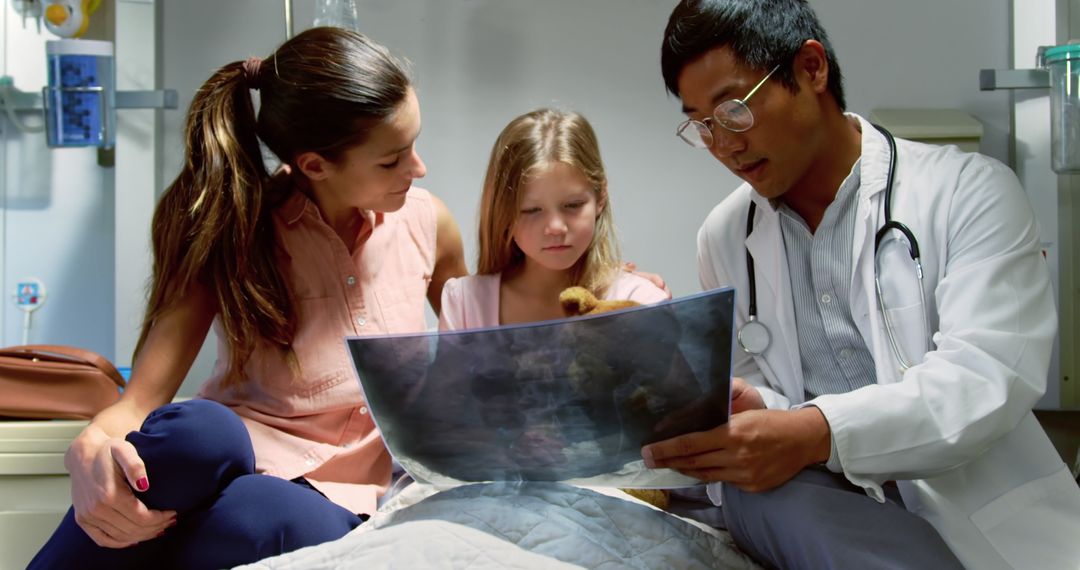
237;289;760;568
0;419;83;570
239;481;762;570
0;417;761;569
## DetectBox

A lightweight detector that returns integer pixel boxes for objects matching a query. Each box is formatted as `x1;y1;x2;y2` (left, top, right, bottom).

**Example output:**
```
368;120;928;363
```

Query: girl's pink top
198;187;436;515
438;271;669;331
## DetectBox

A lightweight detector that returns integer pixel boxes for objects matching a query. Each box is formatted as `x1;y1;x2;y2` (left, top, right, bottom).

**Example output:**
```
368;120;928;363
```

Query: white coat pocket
969;466;1080;569
880;302;929;372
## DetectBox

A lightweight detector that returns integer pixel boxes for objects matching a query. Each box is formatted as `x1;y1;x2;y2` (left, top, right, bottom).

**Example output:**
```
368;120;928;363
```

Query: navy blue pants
29;399;364;570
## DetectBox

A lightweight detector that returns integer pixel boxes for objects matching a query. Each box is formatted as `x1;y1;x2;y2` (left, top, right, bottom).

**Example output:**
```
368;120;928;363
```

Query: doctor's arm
810;159;1054;487
65;283;215;547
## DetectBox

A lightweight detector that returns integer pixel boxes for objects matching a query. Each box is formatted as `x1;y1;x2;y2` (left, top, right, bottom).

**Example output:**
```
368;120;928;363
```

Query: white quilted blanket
238;482;761;569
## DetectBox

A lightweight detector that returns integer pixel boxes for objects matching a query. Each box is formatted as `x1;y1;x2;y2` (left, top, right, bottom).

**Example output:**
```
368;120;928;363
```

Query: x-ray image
346;288;735;488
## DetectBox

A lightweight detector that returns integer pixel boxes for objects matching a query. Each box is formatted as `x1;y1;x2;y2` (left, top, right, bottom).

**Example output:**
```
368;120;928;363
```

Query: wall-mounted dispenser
981;43;1080;174
0;63;176;163
1044;44;1080;173
0;0;177;157
43;38;115;148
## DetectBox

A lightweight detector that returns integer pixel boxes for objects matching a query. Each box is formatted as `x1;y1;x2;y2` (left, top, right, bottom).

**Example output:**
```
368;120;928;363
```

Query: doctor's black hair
660;0;846;110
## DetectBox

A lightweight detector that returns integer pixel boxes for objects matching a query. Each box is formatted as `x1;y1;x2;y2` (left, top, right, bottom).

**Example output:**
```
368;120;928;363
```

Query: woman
31;27;466;569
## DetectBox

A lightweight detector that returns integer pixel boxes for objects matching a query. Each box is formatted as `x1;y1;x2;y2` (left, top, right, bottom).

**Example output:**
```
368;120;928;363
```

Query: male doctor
641;1;1080;569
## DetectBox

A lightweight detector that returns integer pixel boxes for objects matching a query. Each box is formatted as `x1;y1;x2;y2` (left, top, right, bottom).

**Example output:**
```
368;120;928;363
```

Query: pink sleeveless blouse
198;187;436;515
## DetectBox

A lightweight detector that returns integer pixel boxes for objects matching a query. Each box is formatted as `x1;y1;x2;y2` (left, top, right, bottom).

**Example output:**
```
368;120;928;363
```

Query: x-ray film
346;288;735;488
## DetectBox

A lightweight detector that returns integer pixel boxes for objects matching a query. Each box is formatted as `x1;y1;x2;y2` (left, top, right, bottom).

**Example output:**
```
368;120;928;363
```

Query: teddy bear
559;286;672;511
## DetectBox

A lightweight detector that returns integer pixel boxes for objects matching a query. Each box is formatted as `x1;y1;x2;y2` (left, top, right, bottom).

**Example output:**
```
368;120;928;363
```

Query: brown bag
0;345;124;420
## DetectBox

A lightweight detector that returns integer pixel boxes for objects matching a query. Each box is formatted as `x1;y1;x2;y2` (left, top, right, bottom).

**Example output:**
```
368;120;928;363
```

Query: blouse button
346;275;357;287
357;316;367;327
359;406;368;415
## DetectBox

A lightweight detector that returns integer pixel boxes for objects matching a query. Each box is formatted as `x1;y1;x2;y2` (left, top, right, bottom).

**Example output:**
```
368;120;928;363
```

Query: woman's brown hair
476;108;620;294
135;27;410;385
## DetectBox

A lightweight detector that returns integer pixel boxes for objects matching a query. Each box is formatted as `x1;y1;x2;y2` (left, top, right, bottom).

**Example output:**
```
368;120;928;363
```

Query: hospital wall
0;2;118;362
161;0;1014;396
0;1;1016;396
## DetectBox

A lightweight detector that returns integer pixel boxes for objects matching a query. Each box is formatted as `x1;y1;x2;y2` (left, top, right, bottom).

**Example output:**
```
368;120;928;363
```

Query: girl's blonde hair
476;108;620;294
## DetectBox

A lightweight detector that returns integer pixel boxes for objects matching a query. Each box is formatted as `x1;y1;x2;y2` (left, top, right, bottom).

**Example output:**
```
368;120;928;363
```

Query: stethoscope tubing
739;201;771;355
739;124;931;368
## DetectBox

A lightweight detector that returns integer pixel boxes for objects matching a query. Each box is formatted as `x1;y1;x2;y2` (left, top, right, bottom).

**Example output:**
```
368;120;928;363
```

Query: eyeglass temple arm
742;65;781;101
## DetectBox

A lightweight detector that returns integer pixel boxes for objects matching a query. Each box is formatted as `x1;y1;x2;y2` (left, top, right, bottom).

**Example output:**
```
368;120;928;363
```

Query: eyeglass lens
676;64;779;148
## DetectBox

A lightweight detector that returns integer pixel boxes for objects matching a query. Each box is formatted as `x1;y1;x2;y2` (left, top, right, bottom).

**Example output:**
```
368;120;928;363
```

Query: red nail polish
135;477;149;492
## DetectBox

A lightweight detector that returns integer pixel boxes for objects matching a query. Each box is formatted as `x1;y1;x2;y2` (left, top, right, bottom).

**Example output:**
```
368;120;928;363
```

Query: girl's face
511;162;603;273
318;88;427;213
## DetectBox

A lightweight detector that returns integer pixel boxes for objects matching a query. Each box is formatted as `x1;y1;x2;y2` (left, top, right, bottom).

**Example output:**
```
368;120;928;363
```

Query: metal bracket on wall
981;46;1055;91
116;90;179;109
2;89;177;167
979;69;1051;91
4;89;178;111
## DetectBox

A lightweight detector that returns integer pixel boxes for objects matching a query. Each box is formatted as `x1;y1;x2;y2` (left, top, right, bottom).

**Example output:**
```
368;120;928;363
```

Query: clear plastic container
1045;44;1080;173
313;0;359;31
44;39;116;148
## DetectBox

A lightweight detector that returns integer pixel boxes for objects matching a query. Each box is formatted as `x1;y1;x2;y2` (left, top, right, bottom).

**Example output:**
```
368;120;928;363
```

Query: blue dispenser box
44;39;115;148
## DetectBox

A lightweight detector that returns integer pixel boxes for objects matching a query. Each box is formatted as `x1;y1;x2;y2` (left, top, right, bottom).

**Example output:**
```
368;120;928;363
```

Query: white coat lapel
745;196;805;404
850;115;902;384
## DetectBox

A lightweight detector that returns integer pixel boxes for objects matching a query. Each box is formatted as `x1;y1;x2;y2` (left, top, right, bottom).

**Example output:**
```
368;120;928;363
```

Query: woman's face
318;87;427;213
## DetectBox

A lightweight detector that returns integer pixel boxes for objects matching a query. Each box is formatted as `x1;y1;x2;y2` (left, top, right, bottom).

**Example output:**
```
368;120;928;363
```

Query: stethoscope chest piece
738;316;770;355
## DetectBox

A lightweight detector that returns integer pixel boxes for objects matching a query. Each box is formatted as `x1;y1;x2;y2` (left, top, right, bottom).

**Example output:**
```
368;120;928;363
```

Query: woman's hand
622;262;673;299
65;426;176;548
62;276;213;547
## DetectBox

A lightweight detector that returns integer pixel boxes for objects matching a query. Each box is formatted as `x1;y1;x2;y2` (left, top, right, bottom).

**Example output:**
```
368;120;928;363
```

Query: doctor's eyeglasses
676;64;780;149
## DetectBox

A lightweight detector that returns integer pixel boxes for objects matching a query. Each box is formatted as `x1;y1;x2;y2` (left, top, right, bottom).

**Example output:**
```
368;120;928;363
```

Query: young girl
31;28;466;570
439;108;667;330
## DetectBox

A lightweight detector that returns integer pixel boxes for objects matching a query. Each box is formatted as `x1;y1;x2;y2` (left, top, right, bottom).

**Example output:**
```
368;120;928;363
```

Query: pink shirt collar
277;190;383;249
278;189;381;226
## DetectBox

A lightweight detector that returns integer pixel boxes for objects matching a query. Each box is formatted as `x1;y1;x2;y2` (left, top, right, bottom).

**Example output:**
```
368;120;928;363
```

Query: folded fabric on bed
239;482;761;569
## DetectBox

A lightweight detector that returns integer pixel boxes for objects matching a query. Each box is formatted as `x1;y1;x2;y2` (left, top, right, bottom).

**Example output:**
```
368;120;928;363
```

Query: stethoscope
739;124;931;372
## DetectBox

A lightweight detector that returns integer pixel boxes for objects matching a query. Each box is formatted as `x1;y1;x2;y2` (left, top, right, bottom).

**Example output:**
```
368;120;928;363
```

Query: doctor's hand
65;425;176;548
641;406;831;493
653;377;764;435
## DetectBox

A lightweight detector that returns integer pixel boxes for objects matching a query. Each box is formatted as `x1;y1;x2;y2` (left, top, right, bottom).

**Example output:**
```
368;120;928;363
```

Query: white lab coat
697;114;1080;569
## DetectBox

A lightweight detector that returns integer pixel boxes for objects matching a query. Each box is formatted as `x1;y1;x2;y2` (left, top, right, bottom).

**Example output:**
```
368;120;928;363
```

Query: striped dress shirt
777;159;878;401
